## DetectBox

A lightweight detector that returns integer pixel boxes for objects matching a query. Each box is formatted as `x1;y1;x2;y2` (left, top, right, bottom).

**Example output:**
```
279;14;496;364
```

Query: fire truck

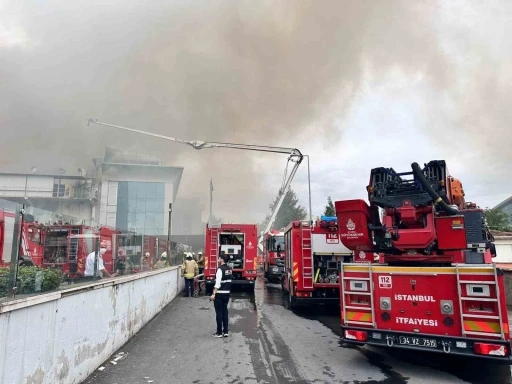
282;216;353;309
0;209;44;267
262;229;285;283
335;160;511;361
204;223;258;293
43;224;119;278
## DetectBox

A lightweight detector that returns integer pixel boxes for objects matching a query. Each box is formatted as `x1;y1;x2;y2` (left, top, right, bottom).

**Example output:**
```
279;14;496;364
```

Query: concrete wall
0;266;184;384
494;237;512;263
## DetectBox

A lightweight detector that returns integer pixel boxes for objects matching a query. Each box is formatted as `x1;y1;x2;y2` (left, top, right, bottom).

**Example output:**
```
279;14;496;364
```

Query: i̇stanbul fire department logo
346;219;355;231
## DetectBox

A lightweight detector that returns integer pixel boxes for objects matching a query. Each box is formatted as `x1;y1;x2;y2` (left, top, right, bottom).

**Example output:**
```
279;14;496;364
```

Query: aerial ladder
87;118;304;252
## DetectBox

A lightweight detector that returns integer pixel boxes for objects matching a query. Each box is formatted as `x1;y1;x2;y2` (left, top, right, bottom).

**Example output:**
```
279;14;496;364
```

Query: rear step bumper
205;279;256;286
341;326;512;363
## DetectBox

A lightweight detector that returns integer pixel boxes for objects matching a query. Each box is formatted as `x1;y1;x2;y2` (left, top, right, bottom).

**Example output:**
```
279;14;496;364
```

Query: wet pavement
84;275;512;384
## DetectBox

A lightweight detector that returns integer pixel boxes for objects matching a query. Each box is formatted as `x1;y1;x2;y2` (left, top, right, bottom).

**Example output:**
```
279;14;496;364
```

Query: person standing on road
181;253;198;297
211;254;232;338
84;240;116;280
196;252;205;275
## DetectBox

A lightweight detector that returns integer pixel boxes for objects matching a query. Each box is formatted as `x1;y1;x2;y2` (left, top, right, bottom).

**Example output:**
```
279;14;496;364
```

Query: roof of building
493;196;512;210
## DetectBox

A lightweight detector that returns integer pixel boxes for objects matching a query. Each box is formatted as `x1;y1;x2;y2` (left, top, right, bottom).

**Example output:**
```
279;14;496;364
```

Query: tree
261;188;308;231
484;208;512;232
324;196;335;217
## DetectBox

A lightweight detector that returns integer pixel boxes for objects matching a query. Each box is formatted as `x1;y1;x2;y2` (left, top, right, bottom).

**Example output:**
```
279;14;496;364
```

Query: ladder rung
461;297;498;302
462;314;500;319
344;305;372;310
345;291;371;295
459;281;496;284
463;330;502;338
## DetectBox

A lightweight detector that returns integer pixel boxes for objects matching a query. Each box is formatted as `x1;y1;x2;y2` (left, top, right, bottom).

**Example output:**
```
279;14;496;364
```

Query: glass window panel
134;213;145;229
128;182;137;199
137;182;147;199
145;213;155;229
154;199;164;214
117;182;128;198
155;227;164;235
145;200;157;213
136;199;146;213
154;213;164;229
146;183;156;199
154;183;164;199
128;198;137;212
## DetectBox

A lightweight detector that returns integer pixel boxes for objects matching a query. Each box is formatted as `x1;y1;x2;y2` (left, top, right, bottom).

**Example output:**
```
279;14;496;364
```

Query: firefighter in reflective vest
211;254;232;338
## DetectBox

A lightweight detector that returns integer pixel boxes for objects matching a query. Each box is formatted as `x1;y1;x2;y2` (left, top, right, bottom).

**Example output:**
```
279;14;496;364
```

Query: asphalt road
85;277;512;384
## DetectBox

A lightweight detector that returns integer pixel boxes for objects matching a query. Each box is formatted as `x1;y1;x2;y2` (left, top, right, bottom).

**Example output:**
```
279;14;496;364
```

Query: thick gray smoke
0;1;510;221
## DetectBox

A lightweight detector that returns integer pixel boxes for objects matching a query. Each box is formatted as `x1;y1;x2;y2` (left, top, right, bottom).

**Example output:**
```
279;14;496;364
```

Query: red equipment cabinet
204;223;258;292
336;160;511;362
262;229;285;283
282;217;353;309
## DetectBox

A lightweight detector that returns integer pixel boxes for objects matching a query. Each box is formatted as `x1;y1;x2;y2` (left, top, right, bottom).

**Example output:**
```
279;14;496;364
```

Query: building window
53;182;65;197
108;182;118;206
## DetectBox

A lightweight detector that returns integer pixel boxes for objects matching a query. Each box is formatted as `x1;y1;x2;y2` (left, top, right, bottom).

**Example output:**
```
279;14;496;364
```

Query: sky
0;0;511;223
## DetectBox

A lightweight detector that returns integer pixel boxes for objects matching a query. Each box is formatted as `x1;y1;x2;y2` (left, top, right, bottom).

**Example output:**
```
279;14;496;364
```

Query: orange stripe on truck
464;320;501;334
346;311;372;322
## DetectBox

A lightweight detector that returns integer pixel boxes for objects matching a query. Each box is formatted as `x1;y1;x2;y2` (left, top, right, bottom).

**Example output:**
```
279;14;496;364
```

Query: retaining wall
0;267;183;384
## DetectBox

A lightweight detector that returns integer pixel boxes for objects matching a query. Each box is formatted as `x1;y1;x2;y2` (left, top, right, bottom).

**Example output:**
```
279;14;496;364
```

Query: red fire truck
282;216;353;309
204;223;258;293
335;160;511;361
0;209;44;267
263;229;285;283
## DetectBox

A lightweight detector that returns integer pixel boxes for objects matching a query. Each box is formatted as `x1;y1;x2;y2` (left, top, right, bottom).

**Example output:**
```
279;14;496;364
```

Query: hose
411;162;458;216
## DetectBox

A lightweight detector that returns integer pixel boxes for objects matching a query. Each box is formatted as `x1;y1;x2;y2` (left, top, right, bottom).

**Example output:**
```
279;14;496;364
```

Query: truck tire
287;280;296;310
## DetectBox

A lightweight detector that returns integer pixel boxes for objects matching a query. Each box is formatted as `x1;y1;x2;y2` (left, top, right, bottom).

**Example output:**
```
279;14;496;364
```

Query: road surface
85;277;512;384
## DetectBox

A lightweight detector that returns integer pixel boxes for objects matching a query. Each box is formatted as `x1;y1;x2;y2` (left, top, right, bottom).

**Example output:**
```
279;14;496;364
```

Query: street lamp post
167;203;173;264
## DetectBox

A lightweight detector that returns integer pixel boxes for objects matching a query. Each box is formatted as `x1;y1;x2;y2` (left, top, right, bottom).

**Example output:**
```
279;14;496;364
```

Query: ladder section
301;225;313;289
341;263;375;328
208;228;219;274
456;264;505;340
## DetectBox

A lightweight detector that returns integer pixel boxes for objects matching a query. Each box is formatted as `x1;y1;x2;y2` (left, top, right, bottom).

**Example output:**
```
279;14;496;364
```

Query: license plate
398;336;437;348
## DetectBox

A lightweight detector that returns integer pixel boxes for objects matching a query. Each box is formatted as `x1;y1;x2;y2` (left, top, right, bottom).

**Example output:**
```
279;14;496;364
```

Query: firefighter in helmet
181;253;198;297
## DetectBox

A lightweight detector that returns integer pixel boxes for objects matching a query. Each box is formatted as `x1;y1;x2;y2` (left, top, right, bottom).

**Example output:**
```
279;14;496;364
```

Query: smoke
0;1;510;221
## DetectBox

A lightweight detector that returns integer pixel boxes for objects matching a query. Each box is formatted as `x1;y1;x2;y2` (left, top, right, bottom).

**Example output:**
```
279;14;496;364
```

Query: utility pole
7;205;24;298
209;178;214;223
167;203;173;264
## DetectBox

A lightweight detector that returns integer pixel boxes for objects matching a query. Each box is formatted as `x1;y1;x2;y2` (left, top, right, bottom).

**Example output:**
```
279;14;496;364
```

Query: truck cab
263;230;285;283
204;223;258;293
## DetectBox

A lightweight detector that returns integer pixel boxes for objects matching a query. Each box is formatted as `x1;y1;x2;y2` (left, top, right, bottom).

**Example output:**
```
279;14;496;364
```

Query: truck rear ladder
208;226;220;274
340;263;375;328
302;222;313;289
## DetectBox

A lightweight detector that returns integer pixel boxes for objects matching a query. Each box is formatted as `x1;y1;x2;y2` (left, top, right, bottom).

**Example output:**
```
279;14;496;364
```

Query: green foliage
324;196;336;217
261;188;308;231
484;208;512;232
0;266;64;297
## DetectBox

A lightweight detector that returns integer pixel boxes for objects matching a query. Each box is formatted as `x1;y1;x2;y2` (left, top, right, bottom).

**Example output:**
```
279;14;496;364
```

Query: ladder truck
335;160;511;361
282;216;353;309
87;118;304;254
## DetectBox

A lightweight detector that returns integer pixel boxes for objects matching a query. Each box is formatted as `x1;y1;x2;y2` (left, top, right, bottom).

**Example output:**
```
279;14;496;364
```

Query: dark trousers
214;295;230;334
184;278;194;296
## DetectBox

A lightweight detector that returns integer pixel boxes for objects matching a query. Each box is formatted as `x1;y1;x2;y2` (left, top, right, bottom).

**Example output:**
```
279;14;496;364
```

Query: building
92;148;183;236
172;198;204;236
0;167;94;224
494;196;512;217
0;148;183;237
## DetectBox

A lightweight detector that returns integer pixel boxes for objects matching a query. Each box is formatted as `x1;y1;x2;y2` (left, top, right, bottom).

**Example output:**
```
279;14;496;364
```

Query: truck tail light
473;343;507;356
345;330;367;341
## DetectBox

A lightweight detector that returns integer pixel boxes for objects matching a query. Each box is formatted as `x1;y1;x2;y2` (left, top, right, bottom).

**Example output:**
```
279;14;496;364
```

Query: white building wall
494;238;512;263
0;175;54;198
0;267;184;384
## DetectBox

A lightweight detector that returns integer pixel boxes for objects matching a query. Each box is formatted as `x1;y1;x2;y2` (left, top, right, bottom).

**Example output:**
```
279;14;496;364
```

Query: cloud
0;1;510;223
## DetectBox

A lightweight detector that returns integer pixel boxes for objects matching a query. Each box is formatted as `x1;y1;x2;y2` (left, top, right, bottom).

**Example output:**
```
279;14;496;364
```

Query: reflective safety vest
217;264;233;296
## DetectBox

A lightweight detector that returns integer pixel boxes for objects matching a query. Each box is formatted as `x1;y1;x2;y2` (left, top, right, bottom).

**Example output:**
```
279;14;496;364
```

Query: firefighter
141;252;152;272
84;240;116;279
181;253;198;297
154;253;169;269
197;251;205;275
211;254;232;338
